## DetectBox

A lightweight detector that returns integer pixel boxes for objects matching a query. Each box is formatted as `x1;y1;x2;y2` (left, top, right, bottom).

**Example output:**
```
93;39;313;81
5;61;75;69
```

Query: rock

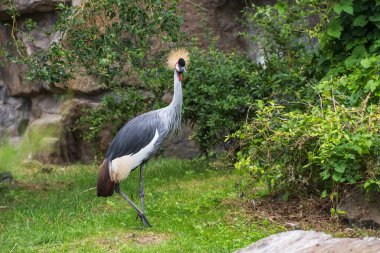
285;222;301;230
30;95;61;121
59;98;96;163
235;230;380;253
339;189;380;229
178;0;250;52
18;12;61;56
0;23;46;96
64;73;105;94
0;85;31;139
0;0;71;21
0;171;13;183
0;62;46;96
27;98;96;163
162;123;201;159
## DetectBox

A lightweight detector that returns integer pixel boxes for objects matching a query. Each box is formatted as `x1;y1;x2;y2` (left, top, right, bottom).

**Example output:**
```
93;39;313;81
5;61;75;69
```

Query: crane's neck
163;70;183;134
170;70;183;108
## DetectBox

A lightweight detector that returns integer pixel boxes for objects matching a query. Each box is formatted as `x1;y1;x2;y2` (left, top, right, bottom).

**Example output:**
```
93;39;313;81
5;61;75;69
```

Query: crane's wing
106;112;164;160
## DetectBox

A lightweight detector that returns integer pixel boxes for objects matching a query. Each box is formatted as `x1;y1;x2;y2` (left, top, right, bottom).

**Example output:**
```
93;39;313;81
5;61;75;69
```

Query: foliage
1;0;183;150
316;59;380;106
322;0;380;66
230;0;380;198
231;100;380;196
2;0;183;86
183;47;261;153
0;159;284;252
77;88;147;144
243;0;332;106
77;67;172;147
318;0;380;106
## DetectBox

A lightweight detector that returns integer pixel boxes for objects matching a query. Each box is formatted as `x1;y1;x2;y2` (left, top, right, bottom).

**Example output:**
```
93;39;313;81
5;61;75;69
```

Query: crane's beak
176;65;186;81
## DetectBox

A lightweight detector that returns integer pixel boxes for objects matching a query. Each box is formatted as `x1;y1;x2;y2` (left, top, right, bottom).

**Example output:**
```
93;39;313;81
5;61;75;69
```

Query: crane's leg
139;164;146;214
114;183;151;227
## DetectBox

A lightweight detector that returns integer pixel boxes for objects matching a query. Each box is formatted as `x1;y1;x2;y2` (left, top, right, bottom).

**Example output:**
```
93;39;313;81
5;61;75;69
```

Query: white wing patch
109;129;159;183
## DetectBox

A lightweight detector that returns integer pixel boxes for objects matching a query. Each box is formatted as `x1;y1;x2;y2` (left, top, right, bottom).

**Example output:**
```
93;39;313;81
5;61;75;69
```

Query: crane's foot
138;213;152;227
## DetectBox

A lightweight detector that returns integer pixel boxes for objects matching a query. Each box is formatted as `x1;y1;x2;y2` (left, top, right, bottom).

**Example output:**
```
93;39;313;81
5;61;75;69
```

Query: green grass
0;159;284;252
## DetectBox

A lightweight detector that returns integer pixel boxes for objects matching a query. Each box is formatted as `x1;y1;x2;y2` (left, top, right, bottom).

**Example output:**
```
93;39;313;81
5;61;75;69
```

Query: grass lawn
0;158;284;252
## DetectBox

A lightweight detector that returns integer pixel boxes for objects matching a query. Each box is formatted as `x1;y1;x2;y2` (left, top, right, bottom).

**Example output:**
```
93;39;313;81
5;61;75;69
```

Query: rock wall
0;0;255;163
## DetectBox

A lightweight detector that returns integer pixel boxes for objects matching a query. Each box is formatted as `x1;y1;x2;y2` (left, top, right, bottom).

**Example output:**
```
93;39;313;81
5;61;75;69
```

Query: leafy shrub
321;0;380;67
77;88;147;144
243;0;331;106
230;100;380;195
2;0;183;86
229;0;380;198
182;0;332;154
183;48;261;154
317;0;380;106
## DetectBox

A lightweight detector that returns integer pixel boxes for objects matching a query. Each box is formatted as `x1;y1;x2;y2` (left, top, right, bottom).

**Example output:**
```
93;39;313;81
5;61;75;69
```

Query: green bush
230;100;380;196
229;0;380;198
3;0;183;86
243;0;331;106
183;48;261;154
77;88;147;144
318;0;380;106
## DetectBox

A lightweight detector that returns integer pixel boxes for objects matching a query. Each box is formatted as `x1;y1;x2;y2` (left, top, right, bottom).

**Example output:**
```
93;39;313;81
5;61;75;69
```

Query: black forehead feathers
178;58;186;67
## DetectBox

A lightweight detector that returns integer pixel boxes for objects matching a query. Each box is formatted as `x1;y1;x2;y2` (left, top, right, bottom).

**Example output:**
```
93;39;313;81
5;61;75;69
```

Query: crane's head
167;48;189;81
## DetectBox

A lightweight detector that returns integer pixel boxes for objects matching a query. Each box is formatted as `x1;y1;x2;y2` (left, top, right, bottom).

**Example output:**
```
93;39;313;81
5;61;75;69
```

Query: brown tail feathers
97;159;114;197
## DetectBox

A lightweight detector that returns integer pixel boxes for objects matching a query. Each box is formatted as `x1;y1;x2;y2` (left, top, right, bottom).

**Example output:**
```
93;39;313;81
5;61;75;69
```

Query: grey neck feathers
161;70;183;134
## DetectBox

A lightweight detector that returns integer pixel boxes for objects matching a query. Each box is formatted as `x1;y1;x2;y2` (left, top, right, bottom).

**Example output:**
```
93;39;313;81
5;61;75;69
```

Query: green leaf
364;180;375;190
344;55;359;67
365;79;379;92
327;19;343;39
360;58;371;68
333;4;342;14
346;37;367;50
342;5;353;15
321;190;327;198
337;209;347;215
274;3;287;15
332;172;342;182
369;15;380;22
365;139;373;148
334;163;346;173
320;169;330;180
353;15;368;27
352;44;367;58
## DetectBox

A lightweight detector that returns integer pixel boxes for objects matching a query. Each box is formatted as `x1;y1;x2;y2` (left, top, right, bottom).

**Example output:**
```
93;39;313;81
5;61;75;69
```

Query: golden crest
166;48;189;70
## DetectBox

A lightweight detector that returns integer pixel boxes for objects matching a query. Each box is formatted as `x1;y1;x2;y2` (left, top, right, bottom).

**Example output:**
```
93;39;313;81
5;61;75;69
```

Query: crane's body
97;52;187;226
100;70;182;185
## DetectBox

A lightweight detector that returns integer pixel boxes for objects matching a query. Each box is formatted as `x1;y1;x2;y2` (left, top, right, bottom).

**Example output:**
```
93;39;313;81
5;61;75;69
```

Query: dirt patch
223;196;380;238
96;232;167;249
132;232;166;245
12;180;73;191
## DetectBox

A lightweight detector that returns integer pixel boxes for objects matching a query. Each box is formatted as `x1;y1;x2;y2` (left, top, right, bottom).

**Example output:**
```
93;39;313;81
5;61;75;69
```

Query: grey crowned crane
96;49;189;226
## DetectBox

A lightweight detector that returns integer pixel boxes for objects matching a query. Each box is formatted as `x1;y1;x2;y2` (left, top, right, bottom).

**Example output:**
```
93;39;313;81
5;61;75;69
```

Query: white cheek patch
109;129;159;183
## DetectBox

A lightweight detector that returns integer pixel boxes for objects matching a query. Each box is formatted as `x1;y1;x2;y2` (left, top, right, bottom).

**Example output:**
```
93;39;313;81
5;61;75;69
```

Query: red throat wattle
178;73;183;81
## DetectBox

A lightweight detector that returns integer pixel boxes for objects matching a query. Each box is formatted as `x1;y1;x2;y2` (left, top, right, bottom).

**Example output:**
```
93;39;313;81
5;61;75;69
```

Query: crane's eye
178;58;186;67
